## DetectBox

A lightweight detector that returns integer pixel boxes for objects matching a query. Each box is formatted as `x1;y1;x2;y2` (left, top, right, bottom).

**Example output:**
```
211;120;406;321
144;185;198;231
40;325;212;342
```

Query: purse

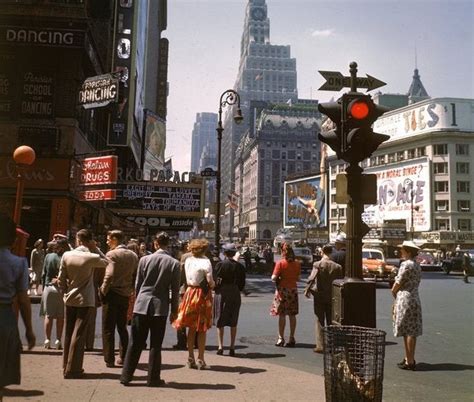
199;276;210;295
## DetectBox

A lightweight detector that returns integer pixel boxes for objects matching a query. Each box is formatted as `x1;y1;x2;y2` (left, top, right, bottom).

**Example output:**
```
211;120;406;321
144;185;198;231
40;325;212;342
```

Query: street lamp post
12;145;36;225
403;178;418;241
215;89;243;251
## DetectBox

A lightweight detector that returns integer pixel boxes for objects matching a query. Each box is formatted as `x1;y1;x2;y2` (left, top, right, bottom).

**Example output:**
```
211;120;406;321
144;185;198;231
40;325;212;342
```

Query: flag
255;72;264;81
227;193;238;210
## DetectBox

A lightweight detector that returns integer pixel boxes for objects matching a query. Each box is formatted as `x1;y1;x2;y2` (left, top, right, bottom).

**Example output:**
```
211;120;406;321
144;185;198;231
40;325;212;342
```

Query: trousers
121;307;167;385
314;301;331;349
102;291;129;364
63;306;93;376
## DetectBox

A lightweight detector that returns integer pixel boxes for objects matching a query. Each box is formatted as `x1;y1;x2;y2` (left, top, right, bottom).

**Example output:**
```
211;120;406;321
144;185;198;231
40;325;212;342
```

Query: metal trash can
323;325;386;402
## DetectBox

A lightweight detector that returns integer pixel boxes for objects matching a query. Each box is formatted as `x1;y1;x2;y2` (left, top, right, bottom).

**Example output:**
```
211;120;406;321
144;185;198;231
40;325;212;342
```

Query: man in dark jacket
330;234;346;276
306;244;343;353
120;232;180;387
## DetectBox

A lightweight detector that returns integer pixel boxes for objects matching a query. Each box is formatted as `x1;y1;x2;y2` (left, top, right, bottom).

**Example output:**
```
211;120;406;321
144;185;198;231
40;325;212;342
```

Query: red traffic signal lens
349;100;370;120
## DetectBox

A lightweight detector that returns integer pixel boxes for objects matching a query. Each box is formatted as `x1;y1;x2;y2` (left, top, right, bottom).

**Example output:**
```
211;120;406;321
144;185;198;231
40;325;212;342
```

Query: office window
377;155;385;165
396;151;405;161
433;144;448;155
407;149;416;159
272;150;280;159
416;147;426;157
435;200;449;211
331;223;338;233
456;144;469;155
388;153;395;163
457;181;470;193
434;162;448;174
458;200;471;212
458;219;471;231
331;209;338;218
435;219;450;231
338;208;346;218
281;152;286;160
456;162;469;174
331;179;336;189
288;150;295;159
434;181;449;193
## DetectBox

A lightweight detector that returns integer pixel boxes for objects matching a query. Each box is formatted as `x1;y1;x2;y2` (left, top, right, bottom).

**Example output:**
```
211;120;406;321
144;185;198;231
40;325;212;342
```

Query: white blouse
185;256;214;287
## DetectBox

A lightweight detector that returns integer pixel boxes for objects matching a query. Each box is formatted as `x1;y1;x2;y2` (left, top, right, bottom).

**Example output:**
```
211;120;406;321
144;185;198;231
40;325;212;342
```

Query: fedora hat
222;243;237;253
335;234;346;244
397;240;420;250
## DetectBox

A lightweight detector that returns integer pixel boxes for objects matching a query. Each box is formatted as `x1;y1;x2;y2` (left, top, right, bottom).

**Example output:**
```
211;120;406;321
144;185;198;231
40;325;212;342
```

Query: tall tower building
190;112;218;172
221;0;298;238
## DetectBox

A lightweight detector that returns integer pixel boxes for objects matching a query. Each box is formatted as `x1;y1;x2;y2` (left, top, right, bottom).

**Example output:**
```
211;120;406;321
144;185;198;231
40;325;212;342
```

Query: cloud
311;28;335;37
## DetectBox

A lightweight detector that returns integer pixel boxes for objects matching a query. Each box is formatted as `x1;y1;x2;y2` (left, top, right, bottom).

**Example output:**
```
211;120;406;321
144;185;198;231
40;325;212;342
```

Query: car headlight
363;266;368;273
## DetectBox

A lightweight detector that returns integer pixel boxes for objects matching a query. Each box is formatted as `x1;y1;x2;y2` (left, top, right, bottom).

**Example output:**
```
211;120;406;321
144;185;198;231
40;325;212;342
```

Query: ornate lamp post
12;145;36;225
215;89;243;251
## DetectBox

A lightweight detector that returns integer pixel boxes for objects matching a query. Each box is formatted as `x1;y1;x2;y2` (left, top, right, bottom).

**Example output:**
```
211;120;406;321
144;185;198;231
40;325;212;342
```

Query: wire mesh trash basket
323;325;386;402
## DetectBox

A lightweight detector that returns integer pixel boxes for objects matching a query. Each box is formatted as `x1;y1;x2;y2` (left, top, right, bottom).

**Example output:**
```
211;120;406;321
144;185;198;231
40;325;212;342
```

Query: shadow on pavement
384;341;398;346
22;350;62;356
206;345;248;351
415;362;474;372
207;365;266;374
238;352;286;359
137;363;184;371
164;382;235;390
3;388;45;397
82;373;147;380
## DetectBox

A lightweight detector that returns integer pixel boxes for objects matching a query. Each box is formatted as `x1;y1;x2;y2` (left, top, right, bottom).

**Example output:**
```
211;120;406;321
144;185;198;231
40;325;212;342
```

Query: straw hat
397;240;420;250
335;234;346;244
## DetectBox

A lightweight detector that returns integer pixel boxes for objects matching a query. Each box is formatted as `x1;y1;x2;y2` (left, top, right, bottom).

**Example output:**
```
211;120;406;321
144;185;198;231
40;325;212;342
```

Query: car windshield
294;248;310;255
363;250;383;259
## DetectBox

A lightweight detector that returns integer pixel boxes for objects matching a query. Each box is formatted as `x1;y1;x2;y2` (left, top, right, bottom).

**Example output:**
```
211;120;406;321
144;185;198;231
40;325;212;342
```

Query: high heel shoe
285;338;296;348
275;338;285;347
187;357;197;369
397;360;416;370
196;359;207;370
216;348;224;355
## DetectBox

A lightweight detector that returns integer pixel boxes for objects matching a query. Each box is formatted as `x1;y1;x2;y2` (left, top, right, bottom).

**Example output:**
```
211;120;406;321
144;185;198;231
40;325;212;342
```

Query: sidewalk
4;348;326;401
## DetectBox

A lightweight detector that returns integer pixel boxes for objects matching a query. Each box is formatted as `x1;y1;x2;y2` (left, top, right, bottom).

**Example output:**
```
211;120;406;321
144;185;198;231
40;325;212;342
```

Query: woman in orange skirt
173;239;215;369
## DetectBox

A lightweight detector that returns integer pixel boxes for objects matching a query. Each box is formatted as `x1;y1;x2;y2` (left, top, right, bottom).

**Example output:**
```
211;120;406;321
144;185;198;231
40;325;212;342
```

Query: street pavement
12;270;474;401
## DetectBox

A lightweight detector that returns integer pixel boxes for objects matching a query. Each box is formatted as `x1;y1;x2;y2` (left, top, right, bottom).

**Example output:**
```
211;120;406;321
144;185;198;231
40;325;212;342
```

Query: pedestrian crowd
0;213;471;394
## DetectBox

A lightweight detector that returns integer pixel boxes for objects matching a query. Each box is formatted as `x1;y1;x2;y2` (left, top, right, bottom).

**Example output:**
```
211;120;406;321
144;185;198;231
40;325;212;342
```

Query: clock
251;7;265;21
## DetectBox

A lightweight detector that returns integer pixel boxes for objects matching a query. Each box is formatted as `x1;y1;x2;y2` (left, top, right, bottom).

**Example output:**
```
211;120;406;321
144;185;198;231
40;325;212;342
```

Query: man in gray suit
120;232;180;387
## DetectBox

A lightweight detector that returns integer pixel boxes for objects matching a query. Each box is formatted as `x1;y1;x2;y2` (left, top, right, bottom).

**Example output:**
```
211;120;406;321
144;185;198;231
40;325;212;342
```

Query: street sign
318;71;386;92
79;189;116;201
200;167;217;177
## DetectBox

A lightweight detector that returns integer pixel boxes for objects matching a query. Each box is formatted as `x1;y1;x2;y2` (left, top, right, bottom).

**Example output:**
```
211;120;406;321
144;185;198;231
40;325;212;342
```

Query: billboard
363;158;431;231
108;181;204;218
284;175;326;228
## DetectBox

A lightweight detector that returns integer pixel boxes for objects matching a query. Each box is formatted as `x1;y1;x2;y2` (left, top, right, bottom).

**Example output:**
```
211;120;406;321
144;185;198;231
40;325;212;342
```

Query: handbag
199;276;210;295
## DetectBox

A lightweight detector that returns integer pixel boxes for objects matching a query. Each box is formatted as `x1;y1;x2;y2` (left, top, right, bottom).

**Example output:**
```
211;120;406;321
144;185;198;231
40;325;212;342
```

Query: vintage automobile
441;250;474;275
362;248;398;287
293;247;314;270
416;250;442;271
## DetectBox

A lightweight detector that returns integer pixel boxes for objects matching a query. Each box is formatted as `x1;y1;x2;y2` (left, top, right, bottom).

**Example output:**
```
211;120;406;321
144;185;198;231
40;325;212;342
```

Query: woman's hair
127;241;140;256
402;246;418;259
282;242;295;262
188;238;209;257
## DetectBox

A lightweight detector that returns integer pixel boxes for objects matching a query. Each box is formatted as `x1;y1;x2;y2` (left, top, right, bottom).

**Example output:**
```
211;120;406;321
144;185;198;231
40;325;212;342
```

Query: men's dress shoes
120;378;132;386
106;362;115;368
147;379;165;387
64;370;84;379
115;357;124;366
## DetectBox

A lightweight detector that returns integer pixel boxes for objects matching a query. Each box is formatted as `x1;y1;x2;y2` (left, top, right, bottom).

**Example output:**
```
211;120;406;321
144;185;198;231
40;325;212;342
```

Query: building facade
190;112;218;172
233;101;321;243
221;0;298;238
327;97;474;251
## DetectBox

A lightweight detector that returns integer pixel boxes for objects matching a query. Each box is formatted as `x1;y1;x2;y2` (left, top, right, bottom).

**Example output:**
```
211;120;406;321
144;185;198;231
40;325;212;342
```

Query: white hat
397;240;420;250
335;234;346;244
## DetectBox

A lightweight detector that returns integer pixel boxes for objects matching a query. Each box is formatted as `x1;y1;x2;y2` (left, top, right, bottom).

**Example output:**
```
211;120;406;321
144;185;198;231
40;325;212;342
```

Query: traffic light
318;99;343;158
341;93;390;163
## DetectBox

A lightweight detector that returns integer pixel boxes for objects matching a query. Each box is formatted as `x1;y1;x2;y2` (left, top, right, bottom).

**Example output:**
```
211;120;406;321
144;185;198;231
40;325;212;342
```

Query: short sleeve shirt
185;256;212;286
0;247;29;304
272;259;301;289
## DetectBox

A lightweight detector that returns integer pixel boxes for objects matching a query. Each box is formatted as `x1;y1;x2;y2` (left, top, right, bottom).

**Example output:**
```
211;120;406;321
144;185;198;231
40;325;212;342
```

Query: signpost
318;70;386;92
200;167;217;178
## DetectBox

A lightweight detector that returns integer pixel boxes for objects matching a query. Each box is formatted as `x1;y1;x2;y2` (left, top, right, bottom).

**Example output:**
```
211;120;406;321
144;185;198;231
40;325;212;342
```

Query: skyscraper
221;0;298;237
190;112;218;172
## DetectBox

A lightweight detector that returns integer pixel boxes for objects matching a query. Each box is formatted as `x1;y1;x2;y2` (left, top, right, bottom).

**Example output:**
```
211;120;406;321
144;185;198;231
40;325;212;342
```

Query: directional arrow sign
318;71;386;92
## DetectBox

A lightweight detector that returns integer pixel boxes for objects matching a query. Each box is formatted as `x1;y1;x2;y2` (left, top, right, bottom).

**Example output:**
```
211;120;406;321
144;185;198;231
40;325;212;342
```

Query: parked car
293;247;313;270
441;250;474;275
362;248;398;287
416;250;442;271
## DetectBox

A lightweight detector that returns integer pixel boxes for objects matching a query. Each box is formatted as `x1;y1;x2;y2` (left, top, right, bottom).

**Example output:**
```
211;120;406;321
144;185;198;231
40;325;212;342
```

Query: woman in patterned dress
392;240;423;371
173;239;215;369
270;243;301;347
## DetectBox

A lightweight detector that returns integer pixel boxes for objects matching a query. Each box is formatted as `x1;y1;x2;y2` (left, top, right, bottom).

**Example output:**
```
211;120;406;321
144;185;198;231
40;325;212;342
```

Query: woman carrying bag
270;243;301;347
173;239;214;370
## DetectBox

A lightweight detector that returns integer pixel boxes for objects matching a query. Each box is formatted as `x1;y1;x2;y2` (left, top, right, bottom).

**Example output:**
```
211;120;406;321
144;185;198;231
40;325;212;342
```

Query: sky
165;0;473;173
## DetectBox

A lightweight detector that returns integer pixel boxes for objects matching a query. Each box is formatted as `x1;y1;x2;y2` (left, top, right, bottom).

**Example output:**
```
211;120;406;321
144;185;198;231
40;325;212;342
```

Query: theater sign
362;158;431;232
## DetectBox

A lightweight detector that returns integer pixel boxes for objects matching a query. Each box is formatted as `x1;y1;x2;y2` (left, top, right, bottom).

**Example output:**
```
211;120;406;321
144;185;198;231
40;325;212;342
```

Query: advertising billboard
363;158;431;231
283;175;326;228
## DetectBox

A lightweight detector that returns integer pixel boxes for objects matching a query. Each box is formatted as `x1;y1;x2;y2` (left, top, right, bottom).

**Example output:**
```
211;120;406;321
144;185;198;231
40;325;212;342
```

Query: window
458;200;471;212
396;151;405;161
458;219;471;231
331;194;336;203
456;144;469;155
288;150;295;159
434;181;449;193
435;200;449;211
434;162;448;174
338;208;346;218
388;153;395;163
331;180;336;189
456;162;469;174
281;152;286;160
331;209;338;218
457;181;470;193
331;223;338;233
407;149;416;159
416;147;426;157
435;219;450;231
272;150;280;159
376;155;385;165
434;144;449;155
